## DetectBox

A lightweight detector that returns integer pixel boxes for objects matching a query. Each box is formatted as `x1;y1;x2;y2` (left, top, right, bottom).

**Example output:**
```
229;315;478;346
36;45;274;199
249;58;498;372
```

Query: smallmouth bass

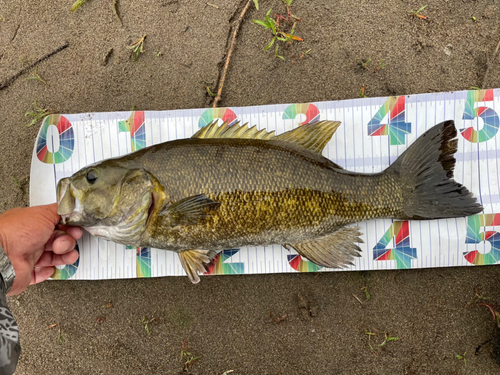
57;120;482;282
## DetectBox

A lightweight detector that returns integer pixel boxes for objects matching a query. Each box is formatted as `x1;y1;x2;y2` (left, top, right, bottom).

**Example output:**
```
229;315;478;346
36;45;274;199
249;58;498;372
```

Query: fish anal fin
274;120;342;157
191;120;276;140
284;226;363;268
163;194;220;226
178;249;219;283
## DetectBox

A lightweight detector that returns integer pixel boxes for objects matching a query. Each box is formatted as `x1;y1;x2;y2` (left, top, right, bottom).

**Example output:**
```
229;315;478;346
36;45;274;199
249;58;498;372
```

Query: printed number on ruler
125;246;152;277
373;221;417;269
198;108;238;128
460;89;499;143
36;115;75;164
367;96;411;145
282;103;320;125
119;111;146;151
464;214;500;265
204;249;244;275
287;254;323;272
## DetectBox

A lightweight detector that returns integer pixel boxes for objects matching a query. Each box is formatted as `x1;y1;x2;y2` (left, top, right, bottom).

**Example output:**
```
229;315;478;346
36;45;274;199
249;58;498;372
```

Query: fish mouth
57;178;84;225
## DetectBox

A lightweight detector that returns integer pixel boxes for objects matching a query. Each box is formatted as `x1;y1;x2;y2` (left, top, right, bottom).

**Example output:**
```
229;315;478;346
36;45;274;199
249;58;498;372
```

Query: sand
0;0;500;373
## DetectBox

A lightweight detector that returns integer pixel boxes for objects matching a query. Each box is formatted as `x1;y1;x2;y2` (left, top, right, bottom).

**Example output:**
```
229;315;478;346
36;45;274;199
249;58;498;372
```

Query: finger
31;203;61;227
45;232;77;254
30;267;55;285
53;236;77;255
35;250;79;267
58;225;83;240
44;230;69;251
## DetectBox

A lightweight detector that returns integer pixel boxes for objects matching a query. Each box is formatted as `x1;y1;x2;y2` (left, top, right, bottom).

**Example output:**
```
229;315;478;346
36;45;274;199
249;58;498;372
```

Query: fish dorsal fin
274;121;341;155
191;121;276;140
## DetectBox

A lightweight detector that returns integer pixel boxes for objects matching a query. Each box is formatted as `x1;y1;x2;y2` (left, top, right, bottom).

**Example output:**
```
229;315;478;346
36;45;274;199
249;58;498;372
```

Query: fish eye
86;169;99;184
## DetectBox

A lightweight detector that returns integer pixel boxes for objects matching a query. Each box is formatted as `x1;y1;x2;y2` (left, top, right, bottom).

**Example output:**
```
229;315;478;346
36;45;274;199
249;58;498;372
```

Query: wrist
0;244;15;294
0;215;15;294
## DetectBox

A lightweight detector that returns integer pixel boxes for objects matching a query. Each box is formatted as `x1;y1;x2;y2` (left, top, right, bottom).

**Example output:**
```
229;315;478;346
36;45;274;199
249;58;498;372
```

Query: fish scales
57;120;483;283
106;138;403;250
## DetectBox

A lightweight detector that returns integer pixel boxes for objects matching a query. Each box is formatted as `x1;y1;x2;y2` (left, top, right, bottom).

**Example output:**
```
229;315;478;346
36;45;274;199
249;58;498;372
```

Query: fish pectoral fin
274;120;343;159
191;120;276;140
178;249;219;284
163;194;221;226
284;226;363;268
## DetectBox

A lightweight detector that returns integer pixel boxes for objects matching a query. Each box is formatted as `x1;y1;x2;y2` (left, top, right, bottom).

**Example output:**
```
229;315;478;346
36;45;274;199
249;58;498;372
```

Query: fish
56;119;483;283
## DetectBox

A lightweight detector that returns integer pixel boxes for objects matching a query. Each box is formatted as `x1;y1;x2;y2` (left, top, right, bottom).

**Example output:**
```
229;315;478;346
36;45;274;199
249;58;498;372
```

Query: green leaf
253;0;258;10
417;5;428;13
253;20;268;28
70;0;87;12
269;19;276;34
265;37;276;50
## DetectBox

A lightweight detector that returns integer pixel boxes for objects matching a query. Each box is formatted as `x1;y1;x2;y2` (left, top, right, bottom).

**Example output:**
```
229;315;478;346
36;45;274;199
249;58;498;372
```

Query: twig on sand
212;0;253;108
482;39;500;89
0;42;69;91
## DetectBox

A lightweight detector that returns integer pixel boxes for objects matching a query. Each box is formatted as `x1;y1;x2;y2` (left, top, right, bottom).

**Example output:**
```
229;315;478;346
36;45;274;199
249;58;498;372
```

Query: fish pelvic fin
284;226;363;268
191;120;276;140
274;120;341;156
389;120;483;219
162;194;221;226
178;249;219;283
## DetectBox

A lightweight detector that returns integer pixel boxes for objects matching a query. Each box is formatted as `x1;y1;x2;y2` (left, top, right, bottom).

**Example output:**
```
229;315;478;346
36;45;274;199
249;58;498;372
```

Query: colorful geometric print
119;111;146;151
136;247;152;278
460;89;499;143
367;96;411;145
204;249;244;275
52;244;80;280
282;103;320;125
36;115;74;164
373;221;417;269
464;214;500;265
198;108;238;128
287;254;323;272
126;246;152;278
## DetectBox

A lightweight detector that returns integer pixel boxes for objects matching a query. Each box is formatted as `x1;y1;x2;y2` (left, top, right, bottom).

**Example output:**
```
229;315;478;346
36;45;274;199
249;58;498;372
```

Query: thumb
31;203;61;227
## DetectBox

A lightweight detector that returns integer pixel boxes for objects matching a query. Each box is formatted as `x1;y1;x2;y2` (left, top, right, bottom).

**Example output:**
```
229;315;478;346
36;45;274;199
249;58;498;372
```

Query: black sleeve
0;278;20;375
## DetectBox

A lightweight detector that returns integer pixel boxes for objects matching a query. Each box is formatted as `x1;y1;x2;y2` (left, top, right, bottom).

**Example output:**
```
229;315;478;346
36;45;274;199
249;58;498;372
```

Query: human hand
0;203;82;295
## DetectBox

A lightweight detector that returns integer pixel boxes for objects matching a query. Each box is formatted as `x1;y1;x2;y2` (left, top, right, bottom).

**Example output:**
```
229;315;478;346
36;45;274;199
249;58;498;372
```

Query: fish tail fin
388;120;483;220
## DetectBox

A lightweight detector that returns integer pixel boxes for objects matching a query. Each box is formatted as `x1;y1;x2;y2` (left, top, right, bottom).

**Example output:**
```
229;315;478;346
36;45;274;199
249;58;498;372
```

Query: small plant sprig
180;340;201;372
70;0;88;12
47;323;63;344
253;3;303;60
366;331;398;355
127;35;147;62
360;84;366;98
466;285;500;327
409;5;428;19
141;315;158;334
25;100;55;127
373;59;388;73
456;352;467;367
357;58;371;70
10;176;28;194
203;79;217;97
26;66;48;85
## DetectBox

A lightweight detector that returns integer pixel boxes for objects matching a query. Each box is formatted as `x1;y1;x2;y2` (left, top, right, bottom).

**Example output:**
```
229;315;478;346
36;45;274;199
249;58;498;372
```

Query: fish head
56;164;156;231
